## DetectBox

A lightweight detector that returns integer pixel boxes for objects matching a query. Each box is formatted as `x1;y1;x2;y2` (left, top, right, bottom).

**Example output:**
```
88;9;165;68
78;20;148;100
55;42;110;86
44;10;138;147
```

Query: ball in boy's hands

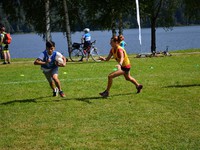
55;57;64;66
57;57;64;64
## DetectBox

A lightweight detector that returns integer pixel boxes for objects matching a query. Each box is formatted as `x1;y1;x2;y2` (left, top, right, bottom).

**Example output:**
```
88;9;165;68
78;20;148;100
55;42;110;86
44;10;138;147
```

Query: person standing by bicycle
81;28;91;61
99;36;143;98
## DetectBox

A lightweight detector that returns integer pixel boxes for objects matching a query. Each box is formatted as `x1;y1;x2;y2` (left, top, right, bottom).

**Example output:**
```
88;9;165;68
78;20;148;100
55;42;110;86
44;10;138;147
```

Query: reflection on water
9;26;200;58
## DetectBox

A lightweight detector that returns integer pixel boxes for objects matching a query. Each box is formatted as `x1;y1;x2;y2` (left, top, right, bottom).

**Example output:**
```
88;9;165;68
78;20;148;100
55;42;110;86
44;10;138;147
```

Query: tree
45;0;51;41
82;0;135;36
0;0;26;33
63;0;72;54
183;0;200;24
0;0;199;56
140;0;179;53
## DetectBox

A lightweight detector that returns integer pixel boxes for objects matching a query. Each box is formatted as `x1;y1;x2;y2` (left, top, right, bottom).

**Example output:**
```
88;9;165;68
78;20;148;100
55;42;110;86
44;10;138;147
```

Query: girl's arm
99;50;113;61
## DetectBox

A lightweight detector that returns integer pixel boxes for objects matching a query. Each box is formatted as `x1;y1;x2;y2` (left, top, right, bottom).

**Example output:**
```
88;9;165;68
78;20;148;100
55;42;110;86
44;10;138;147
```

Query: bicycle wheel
70;48;84;62
90;47;101;62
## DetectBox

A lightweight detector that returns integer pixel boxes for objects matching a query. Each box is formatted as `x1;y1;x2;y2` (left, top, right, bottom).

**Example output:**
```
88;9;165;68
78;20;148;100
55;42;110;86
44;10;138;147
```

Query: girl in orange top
99;36;143;97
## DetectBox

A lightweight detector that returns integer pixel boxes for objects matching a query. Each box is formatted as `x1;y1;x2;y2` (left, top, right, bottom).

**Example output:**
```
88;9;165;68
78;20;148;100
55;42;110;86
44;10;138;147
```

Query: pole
135;0;142;53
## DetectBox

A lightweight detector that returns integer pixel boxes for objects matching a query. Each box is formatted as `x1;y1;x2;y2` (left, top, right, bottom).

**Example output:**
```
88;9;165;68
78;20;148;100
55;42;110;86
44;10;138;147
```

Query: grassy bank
0;50;200;149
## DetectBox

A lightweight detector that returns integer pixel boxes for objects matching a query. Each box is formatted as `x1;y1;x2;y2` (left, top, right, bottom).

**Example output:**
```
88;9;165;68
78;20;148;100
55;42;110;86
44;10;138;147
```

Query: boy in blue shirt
34;41;66;97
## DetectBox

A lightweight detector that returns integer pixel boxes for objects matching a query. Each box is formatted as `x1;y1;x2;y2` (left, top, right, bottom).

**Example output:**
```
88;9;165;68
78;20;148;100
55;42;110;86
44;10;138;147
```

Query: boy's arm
34;58;49;65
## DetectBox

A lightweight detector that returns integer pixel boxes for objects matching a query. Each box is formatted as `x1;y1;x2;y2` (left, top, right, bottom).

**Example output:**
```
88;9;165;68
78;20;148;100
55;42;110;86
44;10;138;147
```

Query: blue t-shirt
82;33;91;48
38;50;62;72
120;41;126;49
82;33;91;42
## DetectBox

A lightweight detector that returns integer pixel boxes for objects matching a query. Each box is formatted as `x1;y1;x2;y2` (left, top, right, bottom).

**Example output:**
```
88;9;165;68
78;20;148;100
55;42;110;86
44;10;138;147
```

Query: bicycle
69;40;101;62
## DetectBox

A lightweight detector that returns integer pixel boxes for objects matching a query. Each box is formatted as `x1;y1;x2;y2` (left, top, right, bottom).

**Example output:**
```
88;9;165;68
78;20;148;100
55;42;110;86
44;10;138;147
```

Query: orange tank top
111;46;130;68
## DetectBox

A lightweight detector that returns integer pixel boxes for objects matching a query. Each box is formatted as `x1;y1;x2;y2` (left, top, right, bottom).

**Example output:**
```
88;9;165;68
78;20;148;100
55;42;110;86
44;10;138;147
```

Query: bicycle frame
70;40;101;62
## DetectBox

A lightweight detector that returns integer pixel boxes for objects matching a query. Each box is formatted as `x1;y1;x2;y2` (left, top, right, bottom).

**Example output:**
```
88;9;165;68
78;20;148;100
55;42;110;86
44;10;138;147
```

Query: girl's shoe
137;85;143;93
99;90;109;98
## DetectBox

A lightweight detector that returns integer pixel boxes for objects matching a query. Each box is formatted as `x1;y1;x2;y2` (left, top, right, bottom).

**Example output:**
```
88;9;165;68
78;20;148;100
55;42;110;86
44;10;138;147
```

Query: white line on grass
0;77;106;85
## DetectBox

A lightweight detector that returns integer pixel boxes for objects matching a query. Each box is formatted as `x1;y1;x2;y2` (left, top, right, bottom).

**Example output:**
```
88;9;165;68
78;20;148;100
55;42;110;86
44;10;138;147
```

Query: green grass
0;50;200;149
171;48;200;53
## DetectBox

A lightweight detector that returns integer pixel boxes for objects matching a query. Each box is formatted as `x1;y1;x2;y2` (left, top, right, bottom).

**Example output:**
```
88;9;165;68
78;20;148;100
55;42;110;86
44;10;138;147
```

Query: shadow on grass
76;92;135;101
54;96;103;104
108;92;136;98
164;84;200;88
0;92;136;105
0;96;102;105
56;92;135;103
0;96;52;105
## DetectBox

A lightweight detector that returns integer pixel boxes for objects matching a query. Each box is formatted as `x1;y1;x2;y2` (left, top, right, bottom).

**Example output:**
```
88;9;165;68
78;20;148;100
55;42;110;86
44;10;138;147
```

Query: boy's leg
52;74;61;91
86;46;91;60
51;68;66;97
43;71;57;96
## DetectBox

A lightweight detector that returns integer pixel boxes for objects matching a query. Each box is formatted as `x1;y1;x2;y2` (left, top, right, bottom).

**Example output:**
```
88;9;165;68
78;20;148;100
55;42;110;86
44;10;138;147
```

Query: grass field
0;50;200;149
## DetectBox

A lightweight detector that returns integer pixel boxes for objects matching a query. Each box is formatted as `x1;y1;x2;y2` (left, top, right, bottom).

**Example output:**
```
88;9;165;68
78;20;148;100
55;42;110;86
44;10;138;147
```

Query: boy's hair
46;41;55;48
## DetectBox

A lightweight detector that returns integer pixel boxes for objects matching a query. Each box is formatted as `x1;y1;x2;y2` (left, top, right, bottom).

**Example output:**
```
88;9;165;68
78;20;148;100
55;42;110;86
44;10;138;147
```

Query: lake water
9;25;200;58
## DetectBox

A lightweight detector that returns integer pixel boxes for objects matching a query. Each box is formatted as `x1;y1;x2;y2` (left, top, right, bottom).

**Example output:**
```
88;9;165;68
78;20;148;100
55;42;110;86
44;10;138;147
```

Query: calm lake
9;25;200;58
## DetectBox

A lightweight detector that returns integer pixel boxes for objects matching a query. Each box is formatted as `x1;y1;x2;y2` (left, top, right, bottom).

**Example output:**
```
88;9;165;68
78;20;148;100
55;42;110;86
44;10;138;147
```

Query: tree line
0;0;199;53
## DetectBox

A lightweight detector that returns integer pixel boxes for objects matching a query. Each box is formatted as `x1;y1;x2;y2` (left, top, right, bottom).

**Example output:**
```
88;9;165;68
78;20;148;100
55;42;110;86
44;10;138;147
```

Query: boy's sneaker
53;88;58;97
136;84;143;93
59;91;66;97
99;90;109;98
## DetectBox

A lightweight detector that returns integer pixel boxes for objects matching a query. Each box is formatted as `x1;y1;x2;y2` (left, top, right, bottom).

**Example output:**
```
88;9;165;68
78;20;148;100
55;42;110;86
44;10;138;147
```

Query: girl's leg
3;51;7;64
100;70;124;97
124;72;143;93
106;70;124;92
6;51;11;63
124;72;139;87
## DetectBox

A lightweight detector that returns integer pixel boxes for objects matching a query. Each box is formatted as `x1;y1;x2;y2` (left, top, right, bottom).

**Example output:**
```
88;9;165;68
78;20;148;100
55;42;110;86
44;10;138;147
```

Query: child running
99;36;143;97
34;41;66;97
